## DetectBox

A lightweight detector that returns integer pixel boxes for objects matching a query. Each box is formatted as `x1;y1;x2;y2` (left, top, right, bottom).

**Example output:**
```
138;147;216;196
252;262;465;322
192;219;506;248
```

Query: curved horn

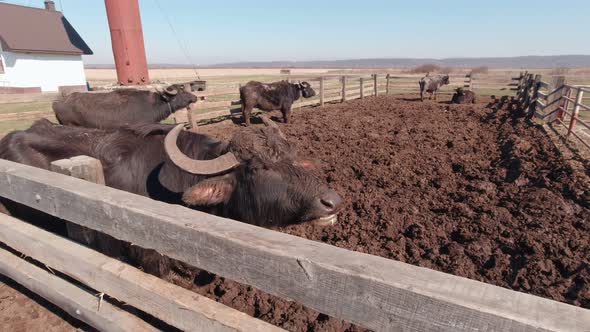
165;86;178;95
259;115;286;139
301;81;311;87
164;124;240;175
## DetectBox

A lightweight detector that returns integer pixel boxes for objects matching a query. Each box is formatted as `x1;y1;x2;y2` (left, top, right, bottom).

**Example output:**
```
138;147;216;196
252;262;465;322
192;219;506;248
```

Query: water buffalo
0;118;341;227
52;84;198;129
0;117;342;275
451;87;477;104
419;74;450;101
239;80;316;126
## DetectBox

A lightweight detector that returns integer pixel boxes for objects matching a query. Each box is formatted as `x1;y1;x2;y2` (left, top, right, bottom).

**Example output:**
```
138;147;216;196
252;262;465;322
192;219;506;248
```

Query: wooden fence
173;72;514;127
0;72;520;129
516;72;590;150
0;156;589;331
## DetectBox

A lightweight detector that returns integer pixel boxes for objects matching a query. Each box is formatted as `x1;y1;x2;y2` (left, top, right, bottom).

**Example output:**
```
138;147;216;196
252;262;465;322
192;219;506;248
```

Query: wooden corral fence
0;157;589;331
516;71;590;150
174;72;514;127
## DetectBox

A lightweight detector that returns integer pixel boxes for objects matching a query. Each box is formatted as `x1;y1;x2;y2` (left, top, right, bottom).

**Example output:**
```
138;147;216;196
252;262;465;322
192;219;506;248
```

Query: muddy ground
180;95;589;331
1;94;589;331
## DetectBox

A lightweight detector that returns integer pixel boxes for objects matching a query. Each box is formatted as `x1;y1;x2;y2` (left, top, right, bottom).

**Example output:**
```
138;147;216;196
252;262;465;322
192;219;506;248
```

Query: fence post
186;104;198;130
50;156;105;247
466;73;473;91
320;76;325;106
360;77;364;99
528;75;542;116
543;76;566;122
567;88;584;137
386;74;390;95
521;74;534;109
50;156;123;257
558;87;572;122
519;73;531;107
373;74;378;96
342;76;347;102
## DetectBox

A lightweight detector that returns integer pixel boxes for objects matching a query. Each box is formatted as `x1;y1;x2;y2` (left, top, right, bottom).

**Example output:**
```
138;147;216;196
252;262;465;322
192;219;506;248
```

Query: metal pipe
567;89;584;137
104;0;150;85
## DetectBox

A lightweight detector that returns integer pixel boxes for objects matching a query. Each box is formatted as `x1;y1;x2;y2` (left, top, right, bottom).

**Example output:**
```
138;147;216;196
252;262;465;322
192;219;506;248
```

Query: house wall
0;50;87;92
0;46;6;87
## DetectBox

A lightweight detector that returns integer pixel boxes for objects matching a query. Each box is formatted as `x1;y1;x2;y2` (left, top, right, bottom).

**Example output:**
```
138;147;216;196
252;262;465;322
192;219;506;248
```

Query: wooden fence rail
0;213;281;332
174;72;511;125
517;71;590;150
0;158;589;331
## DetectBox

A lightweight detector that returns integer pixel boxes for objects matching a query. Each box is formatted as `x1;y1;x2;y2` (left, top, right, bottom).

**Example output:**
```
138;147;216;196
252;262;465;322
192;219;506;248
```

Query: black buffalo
53;84;198;129
0;118;342;275
0;118;341;227
451;87;477;104
239;80;316;126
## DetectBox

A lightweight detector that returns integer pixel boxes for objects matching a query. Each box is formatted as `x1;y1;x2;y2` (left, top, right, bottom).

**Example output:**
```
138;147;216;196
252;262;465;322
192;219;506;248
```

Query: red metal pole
104;0;150;85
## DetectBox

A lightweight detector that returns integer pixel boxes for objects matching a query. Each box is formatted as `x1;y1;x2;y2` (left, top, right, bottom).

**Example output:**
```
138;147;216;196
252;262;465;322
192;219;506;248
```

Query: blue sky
5;0;590;64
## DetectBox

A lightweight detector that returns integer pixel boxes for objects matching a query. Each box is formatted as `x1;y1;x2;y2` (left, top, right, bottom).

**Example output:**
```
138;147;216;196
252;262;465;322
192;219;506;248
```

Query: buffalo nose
319;190;343;213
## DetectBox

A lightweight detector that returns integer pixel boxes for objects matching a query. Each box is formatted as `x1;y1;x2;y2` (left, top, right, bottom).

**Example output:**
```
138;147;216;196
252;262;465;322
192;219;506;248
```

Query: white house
0;1;92;94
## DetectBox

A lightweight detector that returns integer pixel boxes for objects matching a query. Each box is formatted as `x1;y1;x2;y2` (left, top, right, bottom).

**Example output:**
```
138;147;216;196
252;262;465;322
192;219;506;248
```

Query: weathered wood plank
341;76;347;102
193;100;237;109
320;76;325;106
0;248;158;332
173;109;189;123
542;76;566;122
195;89;238;97
293;99;320;108
50;156;105;184
373;74;378;96
50;156;105;248
0;160;588;331
360;77;365;99
324;95;343;103
0;213;283;332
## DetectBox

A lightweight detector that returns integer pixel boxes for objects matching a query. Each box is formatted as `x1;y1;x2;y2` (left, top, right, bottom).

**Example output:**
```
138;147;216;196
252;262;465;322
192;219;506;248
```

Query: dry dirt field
1;72;590;331
154;94;587;331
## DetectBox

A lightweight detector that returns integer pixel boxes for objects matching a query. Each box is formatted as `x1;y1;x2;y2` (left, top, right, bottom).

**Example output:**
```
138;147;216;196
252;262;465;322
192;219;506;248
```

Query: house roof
0;3;93;55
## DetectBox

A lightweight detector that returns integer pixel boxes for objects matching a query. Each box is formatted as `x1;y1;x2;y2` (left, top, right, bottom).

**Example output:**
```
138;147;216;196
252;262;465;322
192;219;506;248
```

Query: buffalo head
298;82;316;98
164;117;342;227
159;85;199;108
442;75;450;85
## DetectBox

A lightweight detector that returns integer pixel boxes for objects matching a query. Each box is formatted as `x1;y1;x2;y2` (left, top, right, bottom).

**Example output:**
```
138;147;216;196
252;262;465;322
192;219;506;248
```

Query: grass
0;116;56;135
0;102;52;115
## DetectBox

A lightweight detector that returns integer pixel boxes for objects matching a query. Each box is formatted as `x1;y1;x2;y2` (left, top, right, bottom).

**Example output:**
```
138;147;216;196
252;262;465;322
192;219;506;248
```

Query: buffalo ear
294;158;320;170
182;173;237;206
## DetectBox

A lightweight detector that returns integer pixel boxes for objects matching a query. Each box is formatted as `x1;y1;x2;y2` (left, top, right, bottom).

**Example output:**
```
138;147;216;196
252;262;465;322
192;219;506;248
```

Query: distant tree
440;66;454;74
549;67;569;75
409;64;441;74
471;66;489;74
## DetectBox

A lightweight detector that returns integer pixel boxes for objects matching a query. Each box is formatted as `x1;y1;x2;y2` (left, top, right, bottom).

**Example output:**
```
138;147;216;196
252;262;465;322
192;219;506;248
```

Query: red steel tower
104;0;150;85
